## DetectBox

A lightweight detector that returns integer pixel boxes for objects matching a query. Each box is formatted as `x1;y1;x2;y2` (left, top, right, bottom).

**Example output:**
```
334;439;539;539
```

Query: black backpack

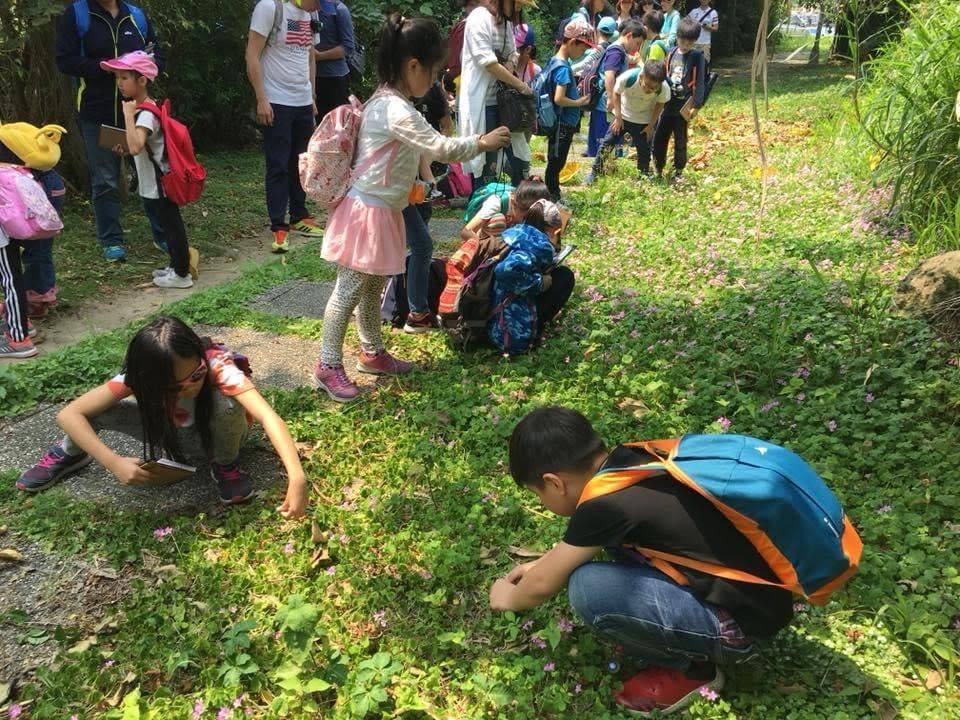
440;235;510;350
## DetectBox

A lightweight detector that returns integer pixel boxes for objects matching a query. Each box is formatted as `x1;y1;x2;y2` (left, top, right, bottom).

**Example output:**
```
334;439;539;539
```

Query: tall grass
858;0;960;253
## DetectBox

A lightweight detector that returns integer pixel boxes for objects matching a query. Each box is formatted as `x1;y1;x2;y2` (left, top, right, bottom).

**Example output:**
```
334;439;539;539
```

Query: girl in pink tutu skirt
313;12;510;402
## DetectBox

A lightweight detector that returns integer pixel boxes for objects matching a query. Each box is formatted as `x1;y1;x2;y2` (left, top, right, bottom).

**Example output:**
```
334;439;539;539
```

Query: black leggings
545;124;577;201
536;265;575;336
144;196;190;276
0;244;28;341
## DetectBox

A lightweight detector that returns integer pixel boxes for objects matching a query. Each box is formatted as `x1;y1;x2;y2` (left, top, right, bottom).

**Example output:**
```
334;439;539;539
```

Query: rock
895;251;960;338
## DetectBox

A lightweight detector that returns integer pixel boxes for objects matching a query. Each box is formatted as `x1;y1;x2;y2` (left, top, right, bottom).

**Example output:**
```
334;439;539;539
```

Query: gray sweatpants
61;392;249;465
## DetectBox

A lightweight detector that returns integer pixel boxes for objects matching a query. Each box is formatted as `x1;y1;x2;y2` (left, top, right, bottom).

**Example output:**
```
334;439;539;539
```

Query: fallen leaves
0;548;24;563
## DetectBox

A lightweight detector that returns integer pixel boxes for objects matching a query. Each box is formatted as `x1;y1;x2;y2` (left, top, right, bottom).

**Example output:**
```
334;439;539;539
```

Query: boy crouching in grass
489;406;794;716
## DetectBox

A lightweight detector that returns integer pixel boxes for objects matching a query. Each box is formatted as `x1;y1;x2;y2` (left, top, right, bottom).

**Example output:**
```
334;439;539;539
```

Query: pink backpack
299;95;399;210
0;165;63;240
446;162;472;198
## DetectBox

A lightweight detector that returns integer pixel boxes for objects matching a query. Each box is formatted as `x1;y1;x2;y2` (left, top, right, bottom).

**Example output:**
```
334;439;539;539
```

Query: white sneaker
152;266;173;278
153;272;194;289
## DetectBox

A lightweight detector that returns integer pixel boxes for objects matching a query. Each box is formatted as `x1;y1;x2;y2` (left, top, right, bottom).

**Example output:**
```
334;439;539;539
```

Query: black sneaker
210;461;255;505
17;444;92;492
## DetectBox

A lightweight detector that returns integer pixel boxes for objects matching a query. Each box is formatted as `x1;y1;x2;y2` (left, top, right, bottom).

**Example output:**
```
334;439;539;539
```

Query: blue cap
598;17;618;35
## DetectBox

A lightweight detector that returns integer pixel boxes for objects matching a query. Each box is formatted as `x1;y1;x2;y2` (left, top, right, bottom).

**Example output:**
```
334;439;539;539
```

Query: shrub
859;0;960;252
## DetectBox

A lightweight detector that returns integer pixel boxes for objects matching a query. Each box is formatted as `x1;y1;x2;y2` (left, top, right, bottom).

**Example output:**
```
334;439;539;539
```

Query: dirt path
32;229;281;355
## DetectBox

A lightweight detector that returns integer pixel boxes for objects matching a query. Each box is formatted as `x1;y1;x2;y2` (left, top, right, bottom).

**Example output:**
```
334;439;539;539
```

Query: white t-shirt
689;6;719;46
250;0;314;107
615;72;671;125
133;111;169;200
474;193;503;222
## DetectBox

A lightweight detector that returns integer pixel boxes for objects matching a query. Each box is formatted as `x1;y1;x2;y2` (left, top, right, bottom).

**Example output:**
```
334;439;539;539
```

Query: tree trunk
808;9;824;64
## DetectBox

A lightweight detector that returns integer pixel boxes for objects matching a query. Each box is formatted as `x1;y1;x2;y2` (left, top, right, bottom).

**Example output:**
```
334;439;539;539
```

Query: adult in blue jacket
55;0;167;262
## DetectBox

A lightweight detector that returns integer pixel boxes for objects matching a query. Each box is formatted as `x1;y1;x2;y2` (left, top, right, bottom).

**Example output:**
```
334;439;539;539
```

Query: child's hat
100;51;158;80
531;199;563;228
514;23;536;49
564;19;598;48
598;17;619;37
0;122;67;171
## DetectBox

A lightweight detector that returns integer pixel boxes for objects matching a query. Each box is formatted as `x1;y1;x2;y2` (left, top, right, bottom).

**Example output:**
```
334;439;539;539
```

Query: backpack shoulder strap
73;0;90;38
124;2;148;39
267;0;284;47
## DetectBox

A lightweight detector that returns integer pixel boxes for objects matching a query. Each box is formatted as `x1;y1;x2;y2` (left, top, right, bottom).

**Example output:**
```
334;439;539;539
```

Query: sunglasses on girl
174;358;208;389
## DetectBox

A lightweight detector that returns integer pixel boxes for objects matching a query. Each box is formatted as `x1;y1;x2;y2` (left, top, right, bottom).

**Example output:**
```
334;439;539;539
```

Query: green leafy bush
859;0;960;251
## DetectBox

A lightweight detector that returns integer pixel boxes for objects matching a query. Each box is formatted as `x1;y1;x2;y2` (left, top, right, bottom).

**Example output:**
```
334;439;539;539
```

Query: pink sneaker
312;363;361;402
356;349;414;375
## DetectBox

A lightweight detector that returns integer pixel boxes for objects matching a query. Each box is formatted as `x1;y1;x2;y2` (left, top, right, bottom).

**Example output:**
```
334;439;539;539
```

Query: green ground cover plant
0;62;958;719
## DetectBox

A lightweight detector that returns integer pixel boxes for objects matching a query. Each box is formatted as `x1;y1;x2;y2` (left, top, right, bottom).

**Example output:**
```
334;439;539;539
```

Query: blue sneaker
104;245;127;262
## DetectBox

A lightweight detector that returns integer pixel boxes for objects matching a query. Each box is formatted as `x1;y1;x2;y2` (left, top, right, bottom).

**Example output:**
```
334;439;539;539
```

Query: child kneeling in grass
18;316;308;518
489;407;794;716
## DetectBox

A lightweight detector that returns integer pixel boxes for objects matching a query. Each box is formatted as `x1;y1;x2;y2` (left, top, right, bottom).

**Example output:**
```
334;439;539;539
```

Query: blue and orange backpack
577;434;863;605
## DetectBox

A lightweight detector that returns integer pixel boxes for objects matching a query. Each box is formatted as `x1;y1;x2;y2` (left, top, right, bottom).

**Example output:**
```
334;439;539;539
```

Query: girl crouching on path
18;316;308;519
314;13;510;402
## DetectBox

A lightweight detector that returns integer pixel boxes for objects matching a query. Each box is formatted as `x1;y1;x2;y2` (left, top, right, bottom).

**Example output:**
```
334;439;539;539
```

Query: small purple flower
543;662;555;672
8;707;22;720
521;619;535;631
326;565;336;575
792;602;807;613
531;636;547;649
865;393;874;403
827;420;837;433
232;694;245;709
610;310;626;321
875;504;892;514
418;569;433;580
629;329;641;338
574;683;583;694
795;392;806;403
192;699;205;720
794;367;810;378
759;400;779;413
717;416;732;432
283;542;295;555
102;659;114;669
153;526;173;541
699;686;719;701
557;617;574;634
216;707;231;720
372;610;388;628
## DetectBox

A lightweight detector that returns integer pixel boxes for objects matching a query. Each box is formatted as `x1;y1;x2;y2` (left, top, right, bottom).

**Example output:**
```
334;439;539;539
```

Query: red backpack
135;99;206;206
447;18;467;81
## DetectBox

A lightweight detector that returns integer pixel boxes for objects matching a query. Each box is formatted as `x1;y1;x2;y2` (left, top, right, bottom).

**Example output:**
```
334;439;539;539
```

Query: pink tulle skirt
320;194;406;276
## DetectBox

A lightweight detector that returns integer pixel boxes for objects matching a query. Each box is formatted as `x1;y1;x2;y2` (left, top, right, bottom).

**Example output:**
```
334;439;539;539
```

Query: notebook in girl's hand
135;458;196;486
98;124;129;154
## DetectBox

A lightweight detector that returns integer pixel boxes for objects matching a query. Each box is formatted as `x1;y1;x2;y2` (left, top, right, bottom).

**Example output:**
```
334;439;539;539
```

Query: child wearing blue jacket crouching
487;200;574;355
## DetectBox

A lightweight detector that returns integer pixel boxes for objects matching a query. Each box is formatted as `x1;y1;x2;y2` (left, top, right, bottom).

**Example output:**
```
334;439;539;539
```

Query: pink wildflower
531;636;547;650
875;504;892;514
216;708;231;720
153;527;173;541
192;700;205;719
574;683;583;694
699;686;719;701
543;662;555;672
283;542;295;555
865;393;874;403
326;565;336;575
8;706;22;720
717;416;732;432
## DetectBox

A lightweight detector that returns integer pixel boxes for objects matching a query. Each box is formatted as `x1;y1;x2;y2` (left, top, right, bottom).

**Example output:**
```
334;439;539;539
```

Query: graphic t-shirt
615;72;671;124
563;445;795;638
689;5;719;45
250;0;315;107
105;345;254;428
132;110;169;200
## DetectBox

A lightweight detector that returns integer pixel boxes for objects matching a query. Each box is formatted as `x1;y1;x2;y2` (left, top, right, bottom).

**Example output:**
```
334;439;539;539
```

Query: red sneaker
356;349;414;375
614;665;724;716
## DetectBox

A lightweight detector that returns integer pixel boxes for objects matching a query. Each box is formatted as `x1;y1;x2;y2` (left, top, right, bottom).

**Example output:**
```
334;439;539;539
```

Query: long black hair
123;316;212;462
377;13;447;86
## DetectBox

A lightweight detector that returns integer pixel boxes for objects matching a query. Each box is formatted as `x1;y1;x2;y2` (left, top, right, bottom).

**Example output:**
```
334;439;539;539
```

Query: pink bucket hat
100;51;158;80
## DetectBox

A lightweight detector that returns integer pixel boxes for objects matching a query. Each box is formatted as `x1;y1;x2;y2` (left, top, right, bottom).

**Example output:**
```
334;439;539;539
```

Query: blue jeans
402;204;432;314
262;104;315;231
477;105;529;188
567;559;760;671
21;170;64;297
77;116;166;250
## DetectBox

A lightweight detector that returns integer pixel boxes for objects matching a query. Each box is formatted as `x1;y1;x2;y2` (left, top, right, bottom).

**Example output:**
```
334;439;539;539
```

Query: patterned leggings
319;267;387;367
